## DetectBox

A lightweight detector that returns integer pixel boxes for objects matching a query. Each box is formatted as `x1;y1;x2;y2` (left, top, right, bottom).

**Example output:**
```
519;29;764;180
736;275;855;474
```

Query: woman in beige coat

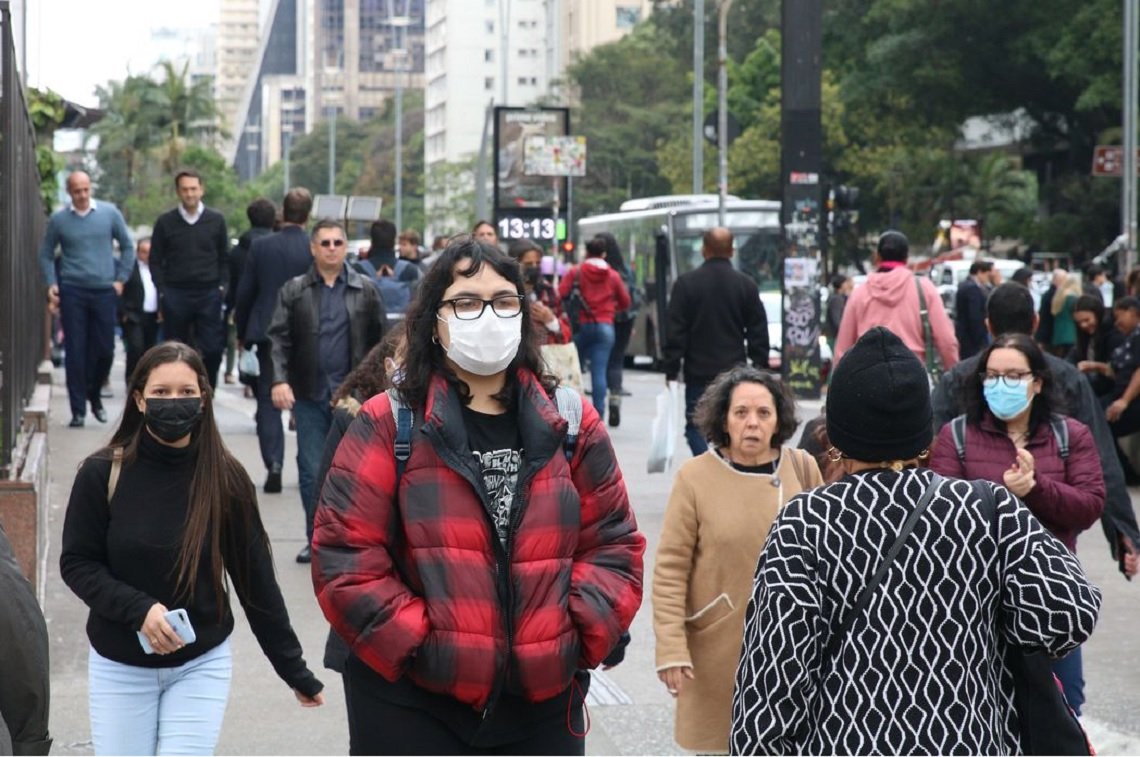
653;366;822;753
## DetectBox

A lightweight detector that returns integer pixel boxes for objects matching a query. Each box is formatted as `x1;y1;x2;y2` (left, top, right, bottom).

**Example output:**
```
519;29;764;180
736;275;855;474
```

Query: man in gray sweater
38;171;135;427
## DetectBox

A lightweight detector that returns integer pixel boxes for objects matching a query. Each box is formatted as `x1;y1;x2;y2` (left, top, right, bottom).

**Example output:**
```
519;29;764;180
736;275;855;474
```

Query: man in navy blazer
235;187;315;493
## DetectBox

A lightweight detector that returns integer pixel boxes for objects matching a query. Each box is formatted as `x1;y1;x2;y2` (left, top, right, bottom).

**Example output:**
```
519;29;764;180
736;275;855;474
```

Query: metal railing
0;1;48;476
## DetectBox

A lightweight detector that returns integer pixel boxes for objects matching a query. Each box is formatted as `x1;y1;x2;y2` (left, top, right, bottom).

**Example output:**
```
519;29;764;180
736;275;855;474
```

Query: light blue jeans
574;322;616;416
88;639;232;755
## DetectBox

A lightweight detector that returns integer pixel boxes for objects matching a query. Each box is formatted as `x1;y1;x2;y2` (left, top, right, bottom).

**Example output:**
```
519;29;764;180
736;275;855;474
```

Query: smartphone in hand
137;608;197;654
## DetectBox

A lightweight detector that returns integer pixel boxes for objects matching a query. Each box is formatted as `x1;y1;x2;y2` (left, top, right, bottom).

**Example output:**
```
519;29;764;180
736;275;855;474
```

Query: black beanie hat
827;327;932;462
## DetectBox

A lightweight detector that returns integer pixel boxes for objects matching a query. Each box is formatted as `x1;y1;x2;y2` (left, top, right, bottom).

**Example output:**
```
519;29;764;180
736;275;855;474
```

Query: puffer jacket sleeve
310;395;430;682
567;400;645;669
990;482;1102;656
730;494;823;756
1021;418;1105;535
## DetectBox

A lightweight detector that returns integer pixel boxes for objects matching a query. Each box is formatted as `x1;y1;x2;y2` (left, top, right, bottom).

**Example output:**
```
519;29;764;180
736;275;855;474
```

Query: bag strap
387;389;413;488
787;448;807;490
951;414;968;463
823;473;943;661
1050;416;1070;460
107;447;124;503
914;276;937;376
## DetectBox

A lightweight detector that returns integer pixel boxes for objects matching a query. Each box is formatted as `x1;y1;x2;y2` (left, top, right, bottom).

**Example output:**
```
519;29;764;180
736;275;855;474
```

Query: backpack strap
554;385;583;461
107;447;124;503
387;389;413;488
951;414;968;464
1050;416;1070;460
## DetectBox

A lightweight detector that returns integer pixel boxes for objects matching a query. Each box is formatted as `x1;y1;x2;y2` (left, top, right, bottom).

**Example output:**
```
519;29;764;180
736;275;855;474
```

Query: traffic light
560;240;575;260
835;185;860;210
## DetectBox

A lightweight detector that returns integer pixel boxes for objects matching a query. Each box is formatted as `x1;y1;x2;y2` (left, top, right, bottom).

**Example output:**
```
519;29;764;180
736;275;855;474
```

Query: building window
485;49;494;62
485;20;494;33
485;77;495;90
616;6;641;29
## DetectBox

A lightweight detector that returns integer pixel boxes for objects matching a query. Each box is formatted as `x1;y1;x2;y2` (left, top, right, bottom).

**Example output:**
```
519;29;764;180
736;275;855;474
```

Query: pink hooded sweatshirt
834;266;959;369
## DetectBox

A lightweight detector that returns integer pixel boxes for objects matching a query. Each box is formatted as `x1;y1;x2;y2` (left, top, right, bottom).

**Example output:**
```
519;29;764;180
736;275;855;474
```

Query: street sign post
1092;145;1140;176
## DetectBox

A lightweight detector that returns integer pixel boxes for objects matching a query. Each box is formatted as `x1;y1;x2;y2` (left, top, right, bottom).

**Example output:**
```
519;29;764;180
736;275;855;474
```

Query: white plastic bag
647;381;681;474
238;344;260;381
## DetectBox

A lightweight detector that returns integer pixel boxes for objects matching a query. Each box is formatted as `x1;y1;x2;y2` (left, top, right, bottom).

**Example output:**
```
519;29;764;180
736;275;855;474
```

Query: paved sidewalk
39;359;1140;754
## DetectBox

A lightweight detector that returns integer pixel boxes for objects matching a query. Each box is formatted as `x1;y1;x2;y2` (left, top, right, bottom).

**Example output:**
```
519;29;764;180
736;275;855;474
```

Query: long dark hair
104;342;257;617
1072;294;1112;361
964;333;1061;436
594;232;628;275
399;235;556;410
331;328;405;406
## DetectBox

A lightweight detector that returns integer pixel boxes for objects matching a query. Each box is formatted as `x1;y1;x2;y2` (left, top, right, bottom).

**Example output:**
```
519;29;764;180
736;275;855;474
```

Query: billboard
494;107;570;210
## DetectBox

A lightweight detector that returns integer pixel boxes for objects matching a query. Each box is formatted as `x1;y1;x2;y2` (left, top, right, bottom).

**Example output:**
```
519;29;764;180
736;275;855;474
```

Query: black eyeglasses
439;295;524;320
318;239;346;248
980;370;1034;389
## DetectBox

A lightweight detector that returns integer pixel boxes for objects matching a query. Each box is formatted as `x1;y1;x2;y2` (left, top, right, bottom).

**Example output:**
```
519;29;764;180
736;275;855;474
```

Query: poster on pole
523;136;587;177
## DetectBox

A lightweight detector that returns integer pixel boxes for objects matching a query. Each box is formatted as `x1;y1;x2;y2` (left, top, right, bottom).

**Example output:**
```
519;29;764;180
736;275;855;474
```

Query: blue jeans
294;398;334;543
88;639;232;755
1052;645;1085;716
574;322;615;416
253;342;284;471
59;284;117;418
684;380;710;456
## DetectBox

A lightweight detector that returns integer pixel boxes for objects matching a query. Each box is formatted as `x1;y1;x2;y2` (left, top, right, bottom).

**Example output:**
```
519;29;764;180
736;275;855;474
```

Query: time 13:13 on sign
498;216;557;240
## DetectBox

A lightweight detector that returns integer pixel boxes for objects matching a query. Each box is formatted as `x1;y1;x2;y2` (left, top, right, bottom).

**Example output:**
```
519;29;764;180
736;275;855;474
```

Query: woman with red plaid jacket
311;236;645;755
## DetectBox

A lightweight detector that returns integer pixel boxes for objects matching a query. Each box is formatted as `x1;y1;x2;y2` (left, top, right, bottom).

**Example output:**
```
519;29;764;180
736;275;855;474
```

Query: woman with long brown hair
60;342;324;755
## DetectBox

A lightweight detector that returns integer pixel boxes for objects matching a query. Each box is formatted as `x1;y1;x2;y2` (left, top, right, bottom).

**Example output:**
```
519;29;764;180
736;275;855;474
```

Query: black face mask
523;265;542;288
144;398;203;442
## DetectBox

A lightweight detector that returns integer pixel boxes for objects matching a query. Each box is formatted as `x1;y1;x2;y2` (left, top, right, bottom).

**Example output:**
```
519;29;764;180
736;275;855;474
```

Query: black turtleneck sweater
60;431;322;697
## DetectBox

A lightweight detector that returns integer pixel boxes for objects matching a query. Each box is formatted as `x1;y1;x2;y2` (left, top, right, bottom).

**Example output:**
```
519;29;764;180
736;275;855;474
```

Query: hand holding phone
138;606;196;655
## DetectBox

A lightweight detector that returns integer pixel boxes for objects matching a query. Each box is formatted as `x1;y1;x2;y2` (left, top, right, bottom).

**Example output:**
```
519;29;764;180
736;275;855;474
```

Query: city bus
577;196;783;366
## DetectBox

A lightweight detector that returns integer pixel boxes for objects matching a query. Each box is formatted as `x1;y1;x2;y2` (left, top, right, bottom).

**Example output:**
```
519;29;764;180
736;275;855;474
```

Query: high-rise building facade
229;0;425;180
217;0;262;152
423;0;650;230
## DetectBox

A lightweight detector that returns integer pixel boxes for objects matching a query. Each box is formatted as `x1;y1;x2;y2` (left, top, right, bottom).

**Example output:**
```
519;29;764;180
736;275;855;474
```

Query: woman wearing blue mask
929;332;1105;716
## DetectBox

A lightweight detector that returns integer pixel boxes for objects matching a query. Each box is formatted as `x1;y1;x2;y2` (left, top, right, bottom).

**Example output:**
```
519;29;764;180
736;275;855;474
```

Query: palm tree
154;60;221;171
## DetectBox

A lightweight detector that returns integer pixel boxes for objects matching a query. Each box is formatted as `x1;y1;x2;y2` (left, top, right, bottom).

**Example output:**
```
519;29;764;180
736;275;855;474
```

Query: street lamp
717;0;735;227
387;11;413;232
282;122;293;196
324;51;344;196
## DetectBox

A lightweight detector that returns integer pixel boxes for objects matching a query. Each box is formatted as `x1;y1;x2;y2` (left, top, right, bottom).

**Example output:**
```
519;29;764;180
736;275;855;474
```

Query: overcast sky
26;0;227;106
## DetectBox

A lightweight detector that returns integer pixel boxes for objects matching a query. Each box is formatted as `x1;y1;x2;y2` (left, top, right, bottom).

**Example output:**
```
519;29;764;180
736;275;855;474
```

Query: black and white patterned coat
730;468;1102;756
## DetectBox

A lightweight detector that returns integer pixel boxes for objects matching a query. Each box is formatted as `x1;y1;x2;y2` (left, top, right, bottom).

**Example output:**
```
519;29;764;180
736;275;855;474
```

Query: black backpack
949;414;1069;463
562;270;593;335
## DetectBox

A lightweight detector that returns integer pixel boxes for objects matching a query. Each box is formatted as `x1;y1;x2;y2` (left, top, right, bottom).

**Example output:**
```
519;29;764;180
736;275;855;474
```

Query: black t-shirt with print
462;405;523;547
1111;326;1140;398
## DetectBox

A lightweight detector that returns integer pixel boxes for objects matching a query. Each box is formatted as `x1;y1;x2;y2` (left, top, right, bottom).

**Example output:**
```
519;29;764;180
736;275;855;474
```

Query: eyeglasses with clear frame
439;295;525;320
980;370;1034;389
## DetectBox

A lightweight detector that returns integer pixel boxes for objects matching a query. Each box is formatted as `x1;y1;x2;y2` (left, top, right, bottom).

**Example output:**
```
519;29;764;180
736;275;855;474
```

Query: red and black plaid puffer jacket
311;369;645;711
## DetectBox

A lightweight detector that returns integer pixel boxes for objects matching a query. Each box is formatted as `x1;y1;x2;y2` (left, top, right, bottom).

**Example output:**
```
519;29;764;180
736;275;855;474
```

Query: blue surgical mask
983;378;1033;420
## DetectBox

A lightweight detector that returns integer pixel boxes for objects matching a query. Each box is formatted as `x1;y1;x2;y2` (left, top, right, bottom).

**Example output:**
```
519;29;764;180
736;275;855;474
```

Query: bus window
736;228;782;291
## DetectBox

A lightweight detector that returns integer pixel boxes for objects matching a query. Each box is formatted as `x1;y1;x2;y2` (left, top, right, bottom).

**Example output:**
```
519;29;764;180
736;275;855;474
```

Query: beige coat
652;447;823;753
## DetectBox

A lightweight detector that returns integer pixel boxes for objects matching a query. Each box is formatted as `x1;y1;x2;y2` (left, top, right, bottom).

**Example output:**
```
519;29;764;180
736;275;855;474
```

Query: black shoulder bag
971;479;1091;756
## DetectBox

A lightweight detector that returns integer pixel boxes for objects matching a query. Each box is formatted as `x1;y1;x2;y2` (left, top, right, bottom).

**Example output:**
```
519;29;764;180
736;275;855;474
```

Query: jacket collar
303;263;364;290
422;368;565;467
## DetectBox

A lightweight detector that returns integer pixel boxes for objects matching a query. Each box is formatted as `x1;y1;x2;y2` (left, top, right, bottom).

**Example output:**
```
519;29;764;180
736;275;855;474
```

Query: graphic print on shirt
473;448;522;546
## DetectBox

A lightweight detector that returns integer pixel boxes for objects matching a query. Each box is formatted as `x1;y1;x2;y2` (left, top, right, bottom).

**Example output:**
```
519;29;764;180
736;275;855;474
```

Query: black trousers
607;318;634;398
161;286;225;388
344;656;586;756
123;312;160;384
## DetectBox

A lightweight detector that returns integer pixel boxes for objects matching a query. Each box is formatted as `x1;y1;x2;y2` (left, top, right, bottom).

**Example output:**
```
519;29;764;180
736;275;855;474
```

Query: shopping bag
238;344;260;387
647;381;680;474
541;343;583;393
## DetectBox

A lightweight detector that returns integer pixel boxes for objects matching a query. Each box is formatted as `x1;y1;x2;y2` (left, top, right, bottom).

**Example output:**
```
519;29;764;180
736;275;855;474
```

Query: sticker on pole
524;136;588;177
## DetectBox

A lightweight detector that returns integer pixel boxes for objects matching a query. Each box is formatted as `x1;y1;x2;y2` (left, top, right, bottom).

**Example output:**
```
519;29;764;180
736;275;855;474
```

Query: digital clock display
497;215;558;241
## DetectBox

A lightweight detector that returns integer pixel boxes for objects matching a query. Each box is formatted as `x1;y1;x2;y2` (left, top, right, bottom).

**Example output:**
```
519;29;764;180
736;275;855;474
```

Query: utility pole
328;105;336;194
717;0;734;226
692;0;705;194
1125;0;1138;274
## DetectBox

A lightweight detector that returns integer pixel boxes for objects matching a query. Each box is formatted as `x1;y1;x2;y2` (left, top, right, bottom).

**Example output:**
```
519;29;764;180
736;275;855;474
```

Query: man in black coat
119;237;161;383
234;187;315;494
661;227;769;456
954;259;994;359
149;169;230;389
223;197;277;383
933;282;1140;578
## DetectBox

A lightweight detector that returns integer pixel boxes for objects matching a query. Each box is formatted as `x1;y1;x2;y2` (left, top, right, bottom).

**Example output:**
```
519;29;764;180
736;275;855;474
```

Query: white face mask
438;311;522;376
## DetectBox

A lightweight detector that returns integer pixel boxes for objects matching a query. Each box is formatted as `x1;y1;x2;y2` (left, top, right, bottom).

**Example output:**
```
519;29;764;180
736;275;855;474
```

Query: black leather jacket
268;265;388;401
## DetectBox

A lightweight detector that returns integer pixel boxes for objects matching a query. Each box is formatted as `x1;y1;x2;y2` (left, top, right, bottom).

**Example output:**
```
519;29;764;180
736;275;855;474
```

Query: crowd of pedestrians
25;169;1140;757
